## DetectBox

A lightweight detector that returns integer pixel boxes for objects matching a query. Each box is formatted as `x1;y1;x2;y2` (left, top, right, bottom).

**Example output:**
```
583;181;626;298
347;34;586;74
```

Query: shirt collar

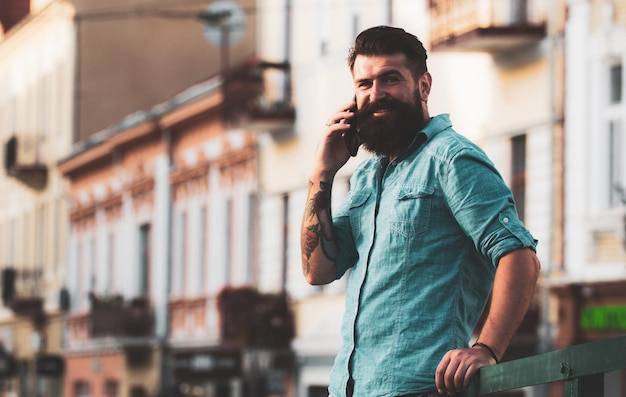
384;113;452;163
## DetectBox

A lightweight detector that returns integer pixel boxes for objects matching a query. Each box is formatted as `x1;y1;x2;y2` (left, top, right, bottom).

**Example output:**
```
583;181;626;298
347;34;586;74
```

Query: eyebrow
355;69;404;85
379;70;404;79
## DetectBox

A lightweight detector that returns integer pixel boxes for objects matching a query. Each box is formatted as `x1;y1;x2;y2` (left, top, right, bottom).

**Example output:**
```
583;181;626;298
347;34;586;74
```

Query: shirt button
503;217;509;223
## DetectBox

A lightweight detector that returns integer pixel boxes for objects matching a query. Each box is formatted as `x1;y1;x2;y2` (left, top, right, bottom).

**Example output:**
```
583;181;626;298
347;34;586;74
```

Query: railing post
563;373;604;397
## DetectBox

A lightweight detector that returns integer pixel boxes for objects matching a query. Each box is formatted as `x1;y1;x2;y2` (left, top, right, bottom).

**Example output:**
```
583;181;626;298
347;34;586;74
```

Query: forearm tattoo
302;180;338;266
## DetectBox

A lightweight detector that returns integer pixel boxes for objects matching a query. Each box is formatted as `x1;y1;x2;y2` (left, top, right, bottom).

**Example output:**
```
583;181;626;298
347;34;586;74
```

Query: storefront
63;297;161;397
0;315;65;397
169;347;294;397
170;348;242;397
550;279;626;397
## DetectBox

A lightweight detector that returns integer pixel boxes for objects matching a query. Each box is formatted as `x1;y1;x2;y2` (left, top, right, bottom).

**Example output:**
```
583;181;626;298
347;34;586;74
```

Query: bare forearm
475;248;541;360
301;172;339;285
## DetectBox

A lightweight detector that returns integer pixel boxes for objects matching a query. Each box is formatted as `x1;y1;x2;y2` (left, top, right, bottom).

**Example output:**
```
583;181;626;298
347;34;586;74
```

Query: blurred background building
0;0;625;396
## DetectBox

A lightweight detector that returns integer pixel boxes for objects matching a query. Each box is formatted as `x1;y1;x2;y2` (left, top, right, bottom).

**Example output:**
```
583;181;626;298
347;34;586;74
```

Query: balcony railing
246;60;295;139
3;134;48;189
217;286;295;349
429;0;546;52
168;296;220;341
89;294;154;338
461;334;626;397
1;267;44;317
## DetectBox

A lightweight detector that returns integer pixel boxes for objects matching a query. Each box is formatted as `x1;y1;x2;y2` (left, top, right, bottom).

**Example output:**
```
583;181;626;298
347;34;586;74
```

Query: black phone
342;102;360;157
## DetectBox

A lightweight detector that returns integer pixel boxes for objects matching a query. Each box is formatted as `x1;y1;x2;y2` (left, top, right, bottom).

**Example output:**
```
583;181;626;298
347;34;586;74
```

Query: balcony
217;287;294;349
3;134;47;189
429;0;546;53
248;99;296;140
225;59;296;140
168;296;220;343
1;267;44;319
89;293;155;338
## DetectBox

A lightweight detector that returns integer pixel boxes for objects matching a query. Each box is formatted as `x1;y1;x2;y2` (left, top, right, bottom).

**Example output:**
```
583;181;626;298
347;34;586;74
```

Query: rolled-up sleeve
442;147;537;268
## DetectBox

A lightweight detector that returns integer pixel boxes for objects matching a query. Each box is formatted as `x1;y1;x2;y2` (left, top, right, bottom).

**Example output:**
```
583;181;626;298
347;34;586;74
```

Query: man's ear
418;72;432;102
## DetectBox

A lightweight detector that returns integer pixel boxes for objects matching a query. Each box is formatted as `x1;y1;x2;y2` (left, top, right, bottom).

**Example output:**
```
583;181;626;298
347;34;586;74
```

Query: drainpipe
159;125;174;397
539;0;564;357
281;193;289;293
283;0;292;105
72;15;81;143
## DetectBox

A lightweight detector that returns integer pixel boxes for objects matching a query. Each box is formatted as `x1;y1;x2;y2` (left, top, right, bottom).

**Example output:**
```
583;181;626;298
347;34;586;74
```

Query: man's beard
355;94;426;157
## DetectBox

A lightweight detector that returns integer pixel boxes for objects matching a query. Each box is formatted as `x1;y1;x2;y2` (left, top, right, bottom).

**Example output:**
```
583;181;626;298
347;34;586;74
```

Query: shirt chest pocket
390;185;434;238
348;191;371;241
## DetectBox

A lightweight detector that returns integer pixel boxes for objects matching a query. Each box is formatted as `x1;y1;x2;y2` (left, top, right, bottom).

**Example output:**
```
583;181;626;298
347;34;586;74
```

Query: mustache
358;98;409;117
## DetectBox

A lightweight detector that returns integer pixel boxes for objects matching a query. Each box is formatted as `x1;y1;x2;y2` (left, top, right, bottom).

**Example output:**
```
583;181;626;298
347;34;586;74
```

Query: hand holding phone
341;103;360;157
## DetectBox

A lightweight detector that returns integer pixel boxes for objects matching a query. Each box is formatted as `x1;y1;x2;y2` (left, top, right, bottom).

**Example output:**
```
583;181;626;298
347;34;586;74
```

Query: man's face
352;54;428;157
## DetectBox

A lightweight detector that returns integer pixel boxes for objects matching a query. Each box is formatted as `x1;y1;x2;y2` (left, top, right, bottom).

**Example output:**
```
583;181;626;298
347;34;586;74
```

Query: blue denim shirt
329;114;537;397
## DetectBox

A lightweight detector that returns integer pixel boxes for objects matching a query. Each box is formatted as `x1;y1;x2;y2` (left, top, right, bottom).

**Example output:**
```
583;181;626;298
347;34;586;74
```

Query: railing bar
462;334;626;396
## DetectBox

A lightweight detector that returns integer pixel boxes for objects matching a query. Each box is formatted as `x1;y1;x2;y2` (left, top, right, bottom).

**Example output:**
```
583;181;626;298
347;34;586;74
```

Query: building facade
2;0;273;396
429;0;562;373
69;0;257;143
554;0;626;395
2;0;626;396
57;74;292;397
0;0;74;395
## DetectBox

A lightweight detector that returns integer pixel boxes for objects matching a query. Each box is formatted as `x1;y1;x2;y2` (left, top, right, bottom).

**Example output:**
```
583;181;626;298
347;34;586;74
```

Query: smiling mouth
372;109;392;116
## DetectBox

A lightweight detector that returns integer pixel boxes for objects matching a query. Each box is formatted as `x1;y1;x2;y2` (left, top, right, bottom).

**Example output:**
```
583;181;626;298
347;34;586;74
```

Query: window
36;205;45;269
198;205;207;292
319;0;331;56
103;379;119;397
172;209;186;294
54;198;63;273
607;61;624;208
138;224;150;296
89;237;96;292
352;14;360;39
105;231;115;294
609;121;623;208
38;73;50;137
511;134;527;221
246;193;258;283
225;199;232;284
510;0;528;26
610;63;622;104
308;385;329;397
74;381;90;397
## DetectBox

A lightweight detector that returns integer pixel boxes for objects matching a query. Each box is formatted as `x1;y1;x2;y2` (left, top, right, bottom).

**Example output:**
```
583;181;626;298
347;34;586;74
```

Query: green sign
580;305;626;331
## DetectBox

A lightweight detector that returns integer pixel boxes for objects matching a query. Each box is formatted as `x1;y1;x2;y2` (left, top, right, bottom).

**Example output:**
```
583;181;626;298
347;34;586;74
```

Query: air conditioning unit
4;134;47;177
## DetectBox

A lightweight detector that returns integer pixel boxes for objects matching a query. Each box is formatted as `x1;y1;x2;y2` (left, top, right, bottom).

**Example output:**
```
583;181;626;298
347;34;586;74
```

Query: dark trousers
346;378;441;397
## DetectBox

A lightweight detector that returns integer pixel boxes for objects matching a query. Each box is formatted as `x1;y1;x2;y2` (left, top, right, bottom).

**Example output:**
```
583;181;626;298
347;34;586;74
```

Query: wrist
310;169;336;184
472;342;500;364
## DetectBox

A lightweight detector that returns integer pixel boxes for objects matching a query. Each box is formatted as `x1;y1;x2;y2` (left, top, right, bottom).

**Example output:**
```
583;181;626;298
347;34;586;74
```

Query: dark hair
347;26;428;81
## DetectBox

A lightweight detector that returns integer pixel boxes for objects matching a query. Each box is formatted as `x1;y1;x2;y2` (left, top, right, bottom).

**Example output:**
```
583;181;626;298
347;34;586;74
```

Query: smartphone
342;102;360;157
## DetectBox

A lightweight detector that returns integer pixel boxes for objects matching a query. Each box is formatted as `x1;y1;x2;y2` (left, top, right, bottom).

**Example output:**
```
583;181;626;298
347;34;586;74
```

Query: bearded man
300;26;540;397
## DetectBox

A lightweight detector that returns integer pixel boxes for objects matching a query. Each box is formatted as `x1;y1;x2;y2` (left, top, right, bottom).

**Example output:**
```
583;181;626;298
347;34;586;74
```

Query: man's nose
369;82;386;102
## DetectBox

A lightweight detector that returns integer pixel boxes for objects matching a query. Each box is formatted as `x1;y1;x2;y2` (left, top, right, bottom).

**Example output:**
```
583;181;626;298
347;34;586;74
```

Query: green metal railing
462;335;626;397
